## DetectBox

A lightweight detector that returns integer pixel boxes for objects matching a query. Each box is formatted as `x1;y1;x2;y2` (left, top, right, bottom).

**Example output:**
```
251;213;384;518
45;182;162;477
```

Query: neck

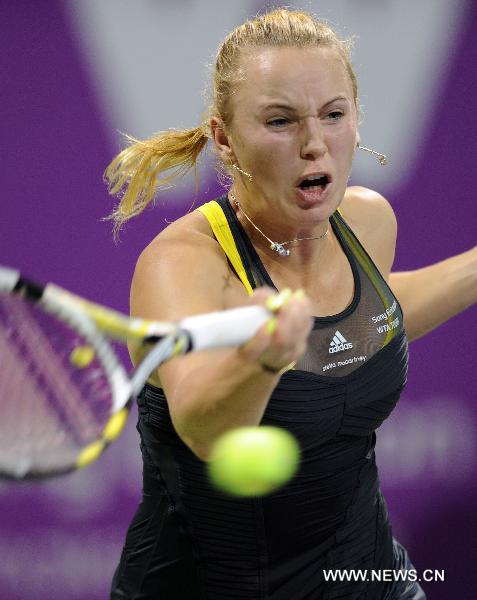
229;191;331;260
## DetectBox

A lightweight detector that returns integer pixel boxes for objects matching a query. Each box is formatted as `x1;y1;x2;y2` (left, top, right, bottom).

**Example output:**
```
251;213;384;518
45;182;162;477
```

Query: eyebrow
260;95;349;112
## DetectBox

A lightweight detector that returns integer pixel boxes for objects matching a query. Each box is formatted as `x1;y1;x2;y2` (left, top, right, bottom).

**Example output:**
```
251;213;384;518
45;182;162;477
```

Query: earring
232;164;253;181
357;144;387;166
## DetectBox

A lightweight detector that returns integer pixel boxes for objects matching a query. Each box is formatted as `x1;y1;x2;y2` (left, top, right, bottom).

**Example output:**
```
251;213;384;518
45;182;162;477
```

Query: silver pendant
270;242;290;257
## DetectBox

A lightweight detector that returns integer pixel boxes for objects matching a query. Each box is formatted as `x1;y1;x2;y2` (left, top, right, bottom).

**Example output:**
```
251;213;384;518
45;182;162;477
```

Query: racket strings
0;296;114;478
8;298;105;439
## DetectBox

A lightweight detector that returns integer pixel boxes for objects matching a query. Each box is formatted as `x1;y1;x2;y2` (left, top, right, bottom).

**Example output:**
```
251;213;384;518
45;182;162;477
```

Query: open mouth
297;174;330;191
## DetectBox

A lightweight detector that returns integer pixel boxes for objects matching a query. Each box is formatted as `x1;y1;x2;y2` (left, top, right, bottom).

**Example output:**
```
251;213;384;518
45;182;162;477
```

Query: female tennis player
105;9;476;599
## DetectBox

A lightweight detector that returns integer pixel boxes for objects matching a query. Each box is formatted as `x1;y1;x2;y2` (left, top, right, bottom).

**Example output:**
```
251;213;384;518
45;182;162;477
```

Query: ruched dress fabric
111;197;426;599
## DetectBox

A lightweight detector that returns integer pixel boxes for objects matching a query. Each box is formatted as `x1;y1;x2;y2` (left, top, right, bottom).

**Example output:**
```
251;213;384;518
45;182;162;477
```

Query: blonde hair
105;8;357;234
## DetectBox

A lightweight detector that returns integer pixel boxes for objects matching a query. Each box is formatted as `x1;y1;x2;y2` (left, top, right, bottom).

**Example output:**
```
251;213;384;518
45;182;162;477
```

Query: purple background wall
1;1;475;598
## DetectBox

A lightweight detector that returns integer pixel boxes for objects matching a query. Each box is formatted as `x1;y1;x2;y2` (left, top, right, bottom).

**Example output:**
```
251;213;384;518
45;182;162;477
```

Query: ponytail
104;126;208;235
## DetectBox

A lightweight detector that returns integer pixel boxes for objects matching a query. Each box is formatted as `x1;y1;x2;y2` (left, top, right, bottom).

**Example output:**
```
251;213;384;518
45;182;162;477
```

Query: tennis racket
0;265;271;481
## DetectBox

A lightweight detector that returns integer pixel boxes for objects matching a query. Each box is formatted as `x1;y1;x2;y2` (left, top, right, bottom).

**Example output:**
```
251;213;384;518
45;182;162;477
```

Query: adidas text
329;342;353;354
329;331;353;354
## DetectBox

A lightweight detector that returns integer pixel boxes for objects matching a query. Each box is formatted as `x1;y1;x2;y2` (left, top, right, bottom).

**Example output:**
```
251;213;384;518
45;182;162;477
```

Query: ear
210;116;236;164
355;130;361;148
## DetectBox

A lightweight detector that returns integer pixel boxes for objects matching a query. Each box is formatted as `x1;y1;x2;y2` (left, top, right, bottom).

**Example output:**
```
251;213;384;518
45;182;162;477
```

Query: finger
248;286;276;305
248;287;294;313
249;291;313;366
241;288;293;349
272;290;313;340
238;288;312;364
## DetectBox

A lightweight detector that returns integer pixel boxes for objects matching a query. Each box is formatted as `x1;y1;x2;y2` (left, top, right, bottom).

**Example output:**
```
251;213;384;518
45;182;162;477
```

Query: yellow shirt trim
198;201;254;296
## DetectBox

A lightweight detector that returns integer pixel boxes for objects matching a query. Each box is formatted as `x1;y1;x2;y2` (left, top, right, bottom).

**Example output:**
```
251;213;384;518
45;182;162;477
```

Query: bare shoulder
137;209;219;267
339;186;398;280
340;186;397;237
131;208;243;322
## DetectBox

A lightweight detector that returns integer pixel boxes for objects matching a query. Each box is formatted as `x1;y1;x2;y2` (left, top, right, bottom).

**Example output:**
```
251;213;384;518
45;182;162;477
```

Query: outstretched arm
390;246;477;341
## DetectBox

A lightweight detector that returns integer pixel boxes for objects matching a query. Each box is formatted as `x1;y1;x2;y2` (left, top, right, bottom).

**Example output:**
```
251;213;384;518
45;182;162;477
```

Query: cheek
330;125;357;159
239;132;294;176
256;132;296;169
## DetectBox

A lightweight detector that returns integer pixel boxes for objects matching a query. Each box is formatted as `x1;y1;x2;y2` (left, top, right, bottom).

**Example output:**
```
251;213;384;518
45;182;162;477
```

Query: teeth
303;174;326;182
299;174;329;190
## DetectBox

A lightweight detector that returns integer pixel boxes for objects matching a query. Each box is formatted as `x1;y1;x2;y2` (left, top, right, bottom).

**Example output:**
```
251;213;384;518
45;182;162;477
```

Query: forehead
234;46;353;109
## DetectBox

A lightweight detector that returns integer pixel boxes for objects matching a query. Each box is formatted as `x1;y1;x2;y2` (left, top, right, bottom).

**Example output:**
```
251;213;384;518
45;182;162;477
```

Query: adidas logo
329;331;353;354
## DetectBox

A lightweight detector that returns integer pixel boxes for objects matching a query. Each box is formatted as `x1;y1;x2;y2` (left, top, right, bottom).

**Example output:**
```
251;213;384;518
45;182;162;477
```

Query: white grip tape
179;305;270;352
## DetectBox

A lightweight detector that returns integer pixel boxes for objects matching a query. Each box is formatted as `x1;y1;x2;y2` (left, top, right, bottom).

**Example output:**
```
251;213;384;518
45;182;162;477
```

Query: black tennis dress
111;196;426;599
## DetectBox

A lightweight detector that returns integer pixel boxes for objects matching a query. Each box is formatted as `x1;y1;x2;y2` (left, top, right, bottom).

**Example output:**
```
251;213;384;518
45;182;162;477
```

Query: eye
327;111;344;121
266;117;290;128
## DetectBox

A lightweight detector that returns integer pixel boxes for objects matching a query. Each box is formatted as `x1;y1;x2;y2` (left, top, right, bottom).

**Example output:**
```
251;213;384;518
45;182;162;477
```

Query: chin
293;192;340;222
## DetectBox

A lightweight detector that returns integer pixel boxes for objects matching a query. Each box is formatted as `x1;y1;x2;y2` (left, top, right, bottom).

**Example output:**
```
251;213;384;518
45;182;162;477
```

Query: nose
300;118;327;160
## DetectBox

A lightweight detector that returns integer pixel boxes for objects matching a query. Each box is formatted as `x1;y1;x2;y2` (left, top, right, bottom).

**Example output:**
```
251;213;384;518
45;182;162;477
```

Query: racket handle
179;305;271;351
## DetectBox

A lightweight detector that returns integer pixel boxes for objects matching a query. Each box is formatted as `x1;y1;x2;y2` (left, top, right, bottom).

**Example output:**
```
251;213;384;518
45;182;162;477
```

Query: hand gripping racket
0;266;270;480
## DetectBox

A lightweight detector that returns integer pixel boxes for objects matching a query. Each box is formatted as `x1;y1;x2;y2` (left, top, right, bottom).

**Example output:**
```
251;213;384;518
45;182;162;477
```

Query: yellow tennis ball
208;426;300;497
70;345;95;368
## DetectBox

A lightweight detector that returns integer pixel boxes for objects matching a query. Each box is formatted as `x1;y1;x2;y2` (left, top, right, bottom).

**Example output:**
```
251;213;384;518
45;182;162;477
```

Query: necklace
229;192;329;257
